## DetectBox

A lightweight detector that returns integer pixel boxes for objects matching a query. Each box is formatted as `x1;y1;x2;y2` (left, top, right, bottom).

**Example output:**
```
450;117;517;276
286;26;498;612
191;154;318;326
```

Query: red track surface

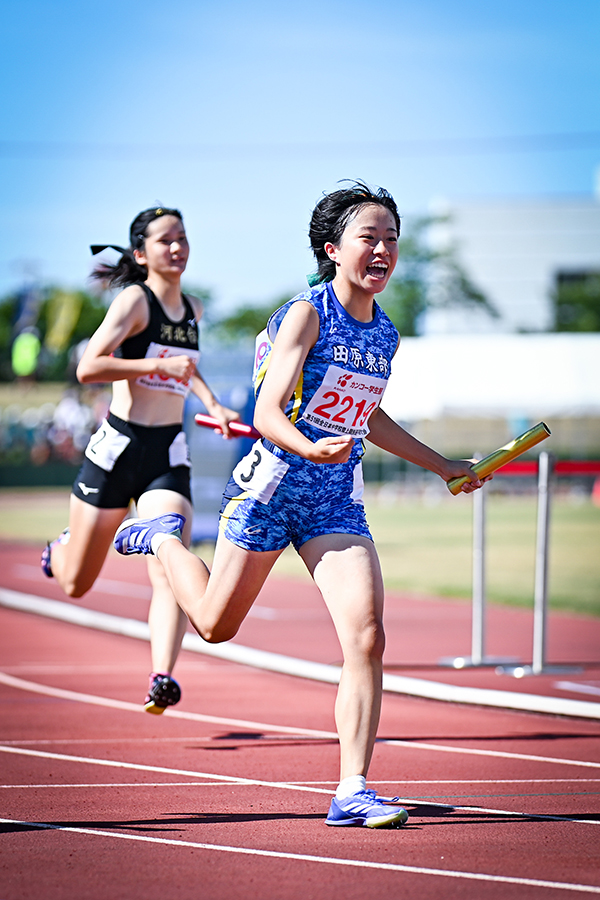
1;539;600;899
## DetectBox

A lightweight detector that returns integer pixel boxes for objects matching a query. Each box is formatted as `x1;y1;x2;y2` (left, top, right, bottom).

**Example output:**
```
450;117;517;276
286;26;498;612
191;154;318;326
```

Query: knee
368;621;386;661
197;619;240;644
347;620;385;663
60;578;90;599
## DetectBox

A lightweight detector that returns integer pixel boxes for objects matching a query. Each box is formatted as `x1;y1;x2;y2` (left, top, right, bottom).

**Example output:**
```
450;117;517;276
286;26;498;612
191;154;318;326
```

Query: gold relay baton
446;422;551;495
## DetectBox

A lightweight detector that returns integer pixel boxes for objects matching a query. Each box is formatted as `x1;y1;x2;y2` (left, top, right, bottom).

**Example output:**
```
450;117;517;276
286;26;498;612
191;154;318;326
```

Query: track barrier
442;453;600;677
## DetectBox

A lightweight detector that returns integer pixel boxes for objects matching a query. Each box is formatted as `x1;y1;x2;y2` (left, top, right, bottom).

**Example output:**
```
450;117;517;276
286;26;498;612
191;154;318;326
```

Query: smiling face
325;204;399;304
134;214;189;279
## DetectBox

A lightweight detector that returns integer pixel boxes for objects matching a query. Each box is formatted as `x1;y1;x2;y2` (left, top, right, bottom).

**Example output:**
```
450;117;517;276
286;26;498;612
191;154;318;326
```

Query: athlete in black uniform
41;207;238;712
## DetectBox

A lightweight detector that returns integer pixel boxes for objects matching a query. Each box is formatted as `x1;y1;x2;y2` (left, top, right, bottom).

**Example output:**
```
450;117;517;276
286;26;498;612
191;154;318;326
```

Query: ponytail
90;206;183;288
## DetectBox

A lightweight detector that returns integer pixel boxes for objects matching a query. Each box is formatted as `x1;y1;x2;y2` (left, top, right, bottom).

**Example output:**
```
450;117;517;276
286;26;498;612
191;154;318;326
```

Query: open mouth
366;264;388;279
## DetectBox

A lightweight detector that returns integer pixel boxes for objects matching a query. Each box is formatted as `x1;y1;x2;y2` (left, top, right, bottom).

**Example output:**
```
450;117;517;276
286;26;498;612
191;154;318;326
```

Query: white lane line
2;670;600;771
0;735;325;746
12;565;153;599
2;745;599;826
0;783;242;789
0;745;332;795
395;797;600;826
556;682;600;698
383;739;600;770
0;671;334;738
1;818;599;893
3;664;160;674
284;778;600;785
12;568;324;620
3;778;600;786
3;587;600;720
2;781;599;825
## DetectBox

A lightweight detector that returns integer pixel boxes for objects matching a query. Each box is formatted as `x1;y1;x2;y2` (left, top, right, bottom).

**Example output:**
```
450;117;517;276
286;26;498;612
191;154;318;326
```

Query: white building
422;183;600;335
382;333;600;422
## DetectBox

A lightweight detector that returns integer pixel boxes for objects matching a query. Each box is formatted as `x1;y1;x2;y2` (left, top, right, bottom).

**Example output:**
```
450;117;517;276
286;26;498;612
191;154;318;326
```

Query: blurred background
1;0;599;612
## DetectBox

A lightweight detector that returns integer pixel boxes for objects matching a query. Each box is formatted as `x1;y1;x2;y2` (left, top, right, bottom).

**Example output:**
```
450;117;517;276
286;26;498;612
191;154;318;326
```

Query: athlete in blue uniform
41;206;238;712
113;183;487;826
220;279;398;552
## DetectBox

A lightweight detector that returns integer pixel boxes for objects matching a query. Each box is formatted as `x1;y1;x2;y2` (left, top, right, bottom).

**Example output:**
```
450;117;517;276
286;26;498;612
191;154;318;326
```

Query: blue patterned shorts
219;439;372;552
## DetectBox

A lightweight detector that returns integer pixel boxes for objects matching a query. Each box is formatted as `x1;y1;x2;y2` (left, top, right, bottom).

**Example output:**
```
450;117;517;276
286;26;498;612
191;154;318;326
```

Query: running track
1;539;599;899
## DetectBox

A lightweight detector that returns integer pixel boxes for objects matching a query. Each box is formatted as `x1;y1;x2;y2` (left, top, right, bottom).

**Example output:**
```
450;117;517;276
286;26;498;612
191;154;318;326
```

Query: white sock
336;775;366;800
150;532;182;557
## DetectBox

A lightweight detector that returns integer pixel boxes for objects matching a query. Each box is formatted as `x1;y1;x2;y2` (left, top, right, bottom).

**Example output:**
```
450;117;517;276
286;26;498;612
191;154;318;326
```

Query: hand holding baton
446;422;551;495
195;413;261;440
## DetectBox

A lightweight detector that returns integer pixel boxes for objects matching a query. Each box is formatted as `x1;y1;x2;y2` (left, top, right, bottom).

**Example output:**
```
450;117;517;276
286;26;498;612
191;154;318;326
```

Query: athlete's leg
154;531;282;642
49;495;128;597
299;533;386;781
137;489;193;674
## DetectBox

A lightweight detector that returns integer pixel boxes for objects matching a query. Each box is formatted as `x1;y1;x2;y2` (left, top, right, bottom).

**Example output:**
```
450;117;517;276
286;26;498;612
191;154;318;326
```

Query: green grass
367;494;600;617
2;487;599;617
269;492;600;618
0;488;72;543
0;382;69;410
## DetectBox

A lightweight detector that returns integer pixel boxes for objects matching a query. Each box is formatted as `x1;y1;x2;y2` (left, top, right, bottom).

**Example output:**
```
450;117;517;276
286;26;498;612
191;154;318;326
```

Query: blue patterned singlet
220;282;399;552
253;282;398;442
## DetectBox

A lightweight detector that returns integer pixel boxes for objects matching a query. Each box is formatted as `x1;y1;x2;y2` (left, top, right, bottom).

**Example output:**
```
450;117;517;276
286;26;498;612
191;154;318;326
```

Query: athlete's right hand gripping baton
446;422;551;495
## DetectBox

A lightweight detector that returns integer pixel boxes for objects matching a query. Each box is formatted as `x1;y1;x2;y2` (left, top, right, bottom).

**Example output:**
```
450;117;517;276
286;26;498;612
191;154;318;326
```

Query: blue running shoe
113;514;185;556
325;790;409;828
144;673;181;715
40;529;70;578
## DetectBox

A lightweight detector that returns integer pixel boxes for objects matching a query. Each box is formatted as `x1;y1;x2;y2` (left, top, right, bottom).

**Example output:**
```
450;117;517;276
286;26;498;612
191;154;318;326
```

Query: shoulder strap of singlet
129;282;155;324
181;293;197;323
137;283;196;324
137;282;156;306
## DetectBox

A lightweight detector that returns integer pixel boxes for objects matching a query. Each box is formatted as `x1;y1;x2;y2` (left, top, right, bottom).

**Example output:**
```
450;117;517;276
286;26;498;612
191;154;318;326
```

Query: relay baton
194;413;261;440
446;422;551;495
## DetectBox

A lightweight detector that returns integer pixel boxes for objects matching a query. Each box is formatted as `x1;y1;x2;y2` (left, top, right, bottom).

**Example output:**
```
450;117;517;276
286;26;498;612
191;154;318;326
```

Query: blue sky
1;0;599;312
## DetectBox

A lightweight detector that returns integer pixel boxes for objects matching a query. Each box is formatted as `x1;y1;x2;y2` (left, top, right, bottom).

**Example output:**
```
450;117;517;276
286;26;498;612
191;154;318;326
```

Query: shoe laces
363;789;401;803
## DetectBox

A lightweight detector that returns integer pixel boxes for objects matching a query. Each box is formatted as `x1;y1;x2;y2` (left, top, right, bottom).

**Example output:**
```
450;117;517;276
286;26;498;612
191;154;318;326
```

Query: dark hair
308;181;400;284
91;206;184;288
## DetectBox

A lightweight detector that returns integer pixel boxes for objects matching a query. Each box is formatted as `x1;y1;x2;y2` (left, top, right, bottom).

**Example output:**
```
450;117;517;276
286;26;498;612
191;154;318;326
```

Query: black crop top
114;283;199;360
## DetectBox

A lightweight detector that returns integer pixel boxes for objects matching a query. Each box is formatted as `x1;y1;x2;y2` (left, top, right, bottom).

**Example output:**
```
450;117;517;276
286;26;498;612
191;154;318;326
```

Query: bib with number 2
84;419;131;472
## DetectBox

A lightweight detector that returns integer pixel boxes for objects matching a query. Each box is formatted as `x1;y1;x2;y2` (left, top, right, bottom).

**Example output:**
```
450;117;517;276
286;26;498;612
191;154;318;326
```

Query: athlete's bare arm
253;301;354;465
76;285;195;385
189;371;240;437
367;407;484;491
179;294;240;437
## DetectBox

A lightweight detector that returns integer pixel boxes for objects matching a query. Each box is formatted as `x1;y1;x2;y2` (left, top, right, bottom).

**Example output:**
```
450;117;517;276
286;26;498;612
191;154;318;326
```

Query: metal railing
442;453;600;676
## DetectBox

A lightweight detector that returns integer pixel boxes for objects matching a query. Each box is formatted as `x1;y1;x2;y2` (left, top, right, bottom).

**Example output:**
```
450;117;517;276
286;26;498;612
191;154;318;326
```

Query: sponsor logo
78;482;99;496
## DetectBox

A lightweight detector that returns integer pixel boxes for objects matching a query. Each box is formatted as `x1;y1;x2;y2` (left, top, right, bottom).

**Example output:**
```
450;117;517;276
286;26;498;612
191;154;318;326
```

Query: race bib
301;365;387;438
84;419;131;472
231;441;290;504
136;342;200;396
168;431;191;468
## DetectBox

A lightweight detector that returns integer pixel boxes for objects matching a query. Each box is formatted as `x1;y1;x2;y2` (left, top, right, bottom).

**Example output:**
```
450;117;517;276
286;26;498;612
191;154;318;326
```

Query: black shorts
72;412;192;509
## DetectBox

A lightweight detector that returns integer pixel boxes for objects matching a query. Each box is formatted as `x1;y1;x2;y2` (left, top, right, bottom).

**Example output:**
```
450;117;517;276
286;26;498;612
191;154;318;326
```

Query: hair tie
307;272;334;287
90;244;130;256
